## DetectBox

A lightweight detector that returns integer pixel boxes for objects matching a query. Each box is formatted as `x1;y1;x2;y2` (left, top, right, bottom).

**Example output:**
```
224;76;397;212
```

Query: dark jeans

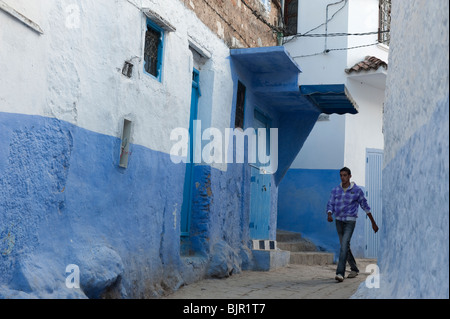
335;220;359;276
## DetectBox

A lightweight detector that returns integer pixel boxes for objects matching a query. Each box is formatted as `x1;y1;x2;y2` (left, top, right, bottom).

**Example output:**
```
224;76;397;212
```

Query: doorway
249;109;272;240
365;148;383;258
180;68;201;238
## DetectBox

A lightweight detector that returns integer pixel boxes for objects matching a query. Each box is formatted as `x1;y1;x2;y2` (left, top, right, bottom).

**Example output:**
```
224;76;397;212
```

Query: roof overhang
230;46;320;113
230;47;360;186
300;84;359;115
345;56;388;90
230;46;302;75
231;47;359;115
346;68;387;90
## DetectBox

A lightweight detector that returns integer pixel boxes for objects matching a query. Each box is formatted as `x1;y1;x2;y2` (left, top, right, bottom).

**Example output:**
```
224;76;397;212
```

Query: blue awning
300;84;359;115
230;46;321;113
230;48;359;115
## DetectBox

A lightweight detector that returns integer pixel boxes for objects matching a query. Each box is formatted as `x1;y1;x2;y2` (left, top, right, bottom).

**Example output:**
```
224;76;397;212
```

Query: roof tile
345;56;388;74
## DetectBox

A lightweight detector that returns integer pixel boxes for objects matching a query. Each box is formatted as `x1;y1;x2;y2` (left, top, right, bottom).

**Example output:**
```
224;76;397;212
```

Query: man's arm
326;189;335;222
366;212;379;233
357;189;378;232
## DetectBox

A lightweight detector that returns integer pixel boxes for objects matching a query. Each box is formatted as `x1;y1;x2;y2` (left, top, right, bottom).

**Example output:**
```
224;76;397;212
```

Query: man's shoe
347;271;359;278
335;274;344;282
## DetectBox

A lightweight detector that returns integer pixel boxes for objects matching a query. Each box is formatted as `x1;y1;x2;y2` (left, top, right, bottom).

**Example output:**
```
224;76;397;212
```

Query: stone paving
163;258;377;299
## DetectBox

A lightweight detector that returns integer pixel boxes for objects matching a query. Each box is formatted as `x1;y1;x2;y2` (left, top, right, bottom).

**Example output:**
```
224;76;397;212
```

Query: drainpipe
325;0;347;53
278;0;285;46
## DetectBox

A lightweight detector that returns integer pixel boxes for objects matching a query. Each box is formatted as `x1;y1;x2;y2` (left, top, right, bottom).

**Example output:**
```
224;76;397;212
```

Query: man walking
327;167;379;282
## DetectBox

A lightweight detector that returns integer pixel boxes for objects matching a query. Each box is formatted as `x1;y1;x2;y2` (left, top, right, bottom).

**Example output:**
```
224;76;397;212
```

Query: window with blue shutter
144;18;164;81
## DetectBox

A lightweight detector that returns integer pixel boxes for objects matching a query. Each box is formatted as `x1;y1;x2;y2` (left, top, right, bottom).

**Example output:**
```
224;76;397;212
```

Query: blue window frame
144;18;164;81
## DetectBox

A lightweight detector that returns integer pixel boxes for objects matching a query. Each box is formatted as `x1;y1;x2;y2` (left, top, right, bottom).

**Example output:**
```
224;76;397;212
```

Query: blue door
365;149;383;258
249;110;272;239
181;69;200;237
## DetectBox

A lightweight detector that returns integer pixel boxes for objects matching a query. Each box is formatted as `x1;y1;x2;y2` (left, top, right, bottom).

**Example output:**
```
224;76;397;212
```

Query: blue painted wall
377;97;449;298
229;47;322;243
277;169;340;253
0;112;199;298
0;111;262;297
0;47;327;298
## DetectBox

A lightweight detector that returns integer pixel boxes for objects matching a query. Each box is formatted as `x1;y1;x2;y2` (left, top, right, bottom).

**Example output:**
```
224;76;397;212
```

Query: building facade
0;0;356;298
278;0;388;258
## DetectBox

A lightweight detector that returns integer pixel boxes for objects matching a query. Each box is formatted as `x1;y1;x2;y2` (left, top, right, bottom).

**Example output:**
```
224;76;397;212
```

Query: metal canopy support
300;84;359;115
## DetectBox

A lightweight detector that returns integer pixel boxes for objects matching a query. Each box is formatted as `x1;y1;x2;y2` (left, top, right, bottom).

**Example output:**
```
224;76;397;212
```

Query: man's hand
327;212;333;222
372;223;379;233
367;212;379;233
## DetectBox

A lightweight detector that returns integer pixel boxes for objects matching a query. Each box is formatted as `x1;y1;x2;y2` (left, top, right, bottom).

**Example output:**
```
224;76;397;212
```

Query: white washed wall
346;0;389;67
353;0;449;299
285;0;349;170
0;0;233;159
344;80;385;186
285;0;385;185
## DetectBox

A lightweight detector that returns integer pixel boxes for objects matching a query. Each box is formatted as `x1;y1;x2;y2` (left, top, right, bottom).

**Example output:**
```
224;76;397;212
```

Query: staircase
276;230;334;266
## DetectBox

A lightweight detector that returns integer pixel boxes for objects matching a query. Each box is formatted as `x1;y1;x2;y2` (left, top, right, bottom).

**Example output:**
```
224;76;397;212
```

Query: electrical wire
291;39;390;59
293;30;390;38
125;0;141;11
283;0;348;44
200;0;251;47
241;0;282;33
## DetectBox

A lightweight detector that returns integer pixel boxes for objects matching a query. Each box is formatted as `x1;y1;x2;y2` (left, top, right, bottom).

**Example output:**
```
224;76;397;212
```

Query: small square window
144;19;164;81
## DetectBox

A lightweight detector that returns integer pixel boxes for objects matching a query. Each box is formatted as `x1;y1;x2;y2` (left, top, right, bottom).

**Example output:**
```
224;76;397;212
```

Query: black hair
340;167;352;175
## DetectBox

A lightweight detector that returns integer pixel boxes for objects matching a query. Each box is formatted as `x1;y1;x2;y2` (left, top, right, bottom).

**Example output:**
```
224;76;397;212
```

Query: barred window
379;0;391;46
144;19;164;80
284;0;298;36
235;81;246;129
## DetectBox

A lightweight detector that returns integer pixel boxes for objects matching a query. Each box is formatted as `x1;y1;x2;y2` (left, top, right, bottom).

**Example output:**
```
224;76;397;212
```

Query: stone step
277;241;317;252
252;249;290;271
289;252;334;266
276;230;303;242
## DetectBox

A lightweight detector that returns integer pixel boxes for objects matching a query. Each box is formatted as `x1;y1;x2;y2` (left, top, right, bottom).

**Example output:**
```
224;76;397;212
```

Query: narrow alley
0;0;447;300
163;259;376;299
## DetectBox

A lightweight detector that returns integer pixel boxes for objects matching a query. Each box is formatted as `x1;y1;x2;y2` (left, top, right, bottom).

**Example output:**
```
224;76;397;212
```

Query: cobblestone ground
163;259;377;299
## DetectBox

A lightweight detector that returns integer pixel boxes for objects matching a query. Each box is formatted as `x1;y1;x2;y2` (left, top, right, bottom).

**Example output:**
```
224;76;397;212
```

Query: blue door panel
365;149;383;258
181;69;200;237
249;110;272;240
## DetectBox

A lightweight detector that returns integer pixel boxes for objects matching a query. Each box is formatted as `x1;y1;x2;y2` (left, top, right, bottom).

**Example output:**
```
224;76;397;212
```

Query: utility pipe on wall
278;0;285;45
325;0;348;52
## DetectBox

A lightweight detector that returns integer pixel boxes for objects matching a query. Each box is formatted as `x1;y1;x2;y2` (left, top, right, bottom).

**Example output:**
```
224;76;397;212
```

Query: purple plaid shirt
327;182;371;220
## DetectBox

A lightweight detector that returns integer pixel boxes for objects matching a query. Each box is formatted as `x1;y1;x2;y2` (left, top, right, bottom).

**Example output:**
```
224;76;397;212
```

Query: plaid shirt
327;182;371;220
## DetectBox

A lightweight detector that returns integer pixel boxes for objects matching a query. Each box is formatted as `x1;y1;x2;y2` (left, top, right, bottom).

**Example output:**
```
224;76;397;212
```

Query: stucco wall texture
353;0;449;299
0;0;276;298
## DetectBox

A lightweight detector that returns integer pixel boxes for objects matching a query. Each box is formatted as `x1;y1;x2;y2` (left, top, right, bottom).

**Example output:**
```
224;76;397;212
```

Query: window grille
144;20;163;79
379;0;391;46
284;0;298;36
235;81;246;129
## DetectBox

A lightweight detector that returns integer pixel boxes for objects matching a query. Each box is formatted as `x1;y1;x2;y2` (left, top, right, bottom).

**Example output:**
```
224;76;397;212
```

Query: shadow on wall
277;168;342;256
